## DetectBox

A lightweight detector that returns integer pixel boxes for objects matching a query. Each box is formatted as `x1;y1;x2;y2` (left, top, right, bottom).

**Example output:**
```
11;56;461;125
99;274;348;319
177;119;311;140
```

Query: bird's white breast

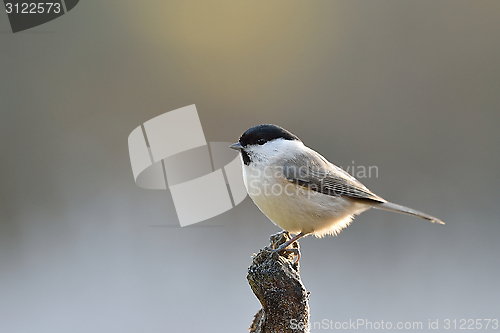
241;140;369;237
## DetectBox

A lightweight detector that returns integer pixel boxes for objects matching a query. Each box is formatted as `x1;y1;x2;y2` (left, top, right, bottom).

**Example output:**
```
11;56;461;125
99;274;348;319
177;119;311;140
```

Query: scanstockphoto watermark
340;161;379;179
290;318;499;330
2;0;80;33
245;161;379;198
291;319;424;331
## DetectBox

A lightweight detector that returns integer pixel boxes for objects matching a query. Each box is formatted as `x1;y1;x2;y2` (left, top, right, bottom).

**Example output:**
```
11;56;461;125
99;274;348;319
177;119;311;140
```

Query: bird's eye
257;138;266;145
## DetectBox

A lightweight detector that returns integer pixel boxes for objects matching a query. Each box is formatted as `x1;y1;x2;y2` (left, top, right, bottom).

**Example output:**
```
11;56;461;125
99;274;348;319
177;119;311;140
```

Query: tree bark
248;231;310;333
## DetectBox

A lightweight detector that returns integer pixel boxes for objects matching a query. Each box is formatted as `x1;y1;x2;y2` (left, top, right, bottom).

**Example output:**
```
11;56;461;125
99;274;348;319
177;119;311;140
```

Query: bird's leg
273;232;307;262
275;232;307;251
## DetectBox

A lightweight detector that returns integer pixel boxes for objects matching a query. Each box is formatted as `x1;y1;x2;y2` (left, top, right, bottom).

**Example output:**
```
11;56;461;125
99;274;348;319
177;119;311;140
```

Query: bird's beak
229;142;243;151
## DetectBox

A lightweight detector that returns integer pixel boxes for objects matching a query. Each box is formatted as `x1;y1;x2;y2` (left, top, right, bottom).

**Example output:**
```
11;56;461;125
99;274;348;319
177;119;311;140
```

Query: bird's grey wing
282;150;386;203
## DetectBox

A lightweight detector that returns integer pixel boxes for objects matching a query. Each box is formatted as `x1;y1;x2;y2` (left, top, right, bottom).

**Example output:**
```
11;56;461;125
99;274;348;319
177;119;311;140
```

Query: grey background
1;1;499;332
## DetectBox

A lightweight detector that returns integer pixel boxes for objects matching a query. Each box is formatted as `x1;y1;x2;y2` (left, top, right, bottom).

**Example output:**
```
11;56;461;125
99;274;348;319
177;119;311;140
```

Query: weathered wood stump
247;231;310;333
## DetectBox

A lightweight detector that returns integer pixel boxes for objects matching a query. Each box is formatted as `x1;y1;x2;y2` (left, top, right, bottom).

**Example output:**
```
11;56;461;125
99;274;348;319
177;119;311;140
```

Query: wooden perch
247;231;310;333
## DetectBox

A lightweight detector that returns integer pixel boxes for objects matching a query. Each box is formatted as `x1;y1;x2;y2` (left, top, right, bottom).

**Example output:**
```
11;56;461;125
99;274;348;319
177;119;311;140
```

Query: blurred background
1;1;499;332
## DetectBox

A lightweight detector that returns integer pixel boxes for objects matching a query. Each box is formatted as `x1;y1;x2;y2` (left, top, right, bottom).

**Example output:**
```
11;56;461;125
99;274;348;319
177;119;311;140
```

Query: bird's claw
270;245;301;263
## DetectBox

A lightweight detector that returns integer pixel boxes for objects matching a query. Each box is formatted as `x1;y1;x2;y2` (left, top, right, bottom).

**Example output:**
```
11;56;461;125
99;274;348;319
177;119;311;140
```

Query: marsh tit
230;124;444;259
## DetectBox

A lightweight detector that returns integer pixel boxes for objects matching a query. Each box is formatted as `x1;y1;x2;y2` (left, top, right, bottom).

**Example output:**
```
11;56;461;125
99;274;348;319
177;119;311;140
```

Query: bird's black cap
239;124;300;147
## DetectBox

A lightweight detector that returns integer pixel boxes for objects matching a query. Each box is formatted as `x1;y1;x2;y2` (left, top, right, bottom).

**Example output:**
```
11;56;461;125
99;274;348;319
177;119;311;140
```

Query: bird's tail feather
370;202;445;225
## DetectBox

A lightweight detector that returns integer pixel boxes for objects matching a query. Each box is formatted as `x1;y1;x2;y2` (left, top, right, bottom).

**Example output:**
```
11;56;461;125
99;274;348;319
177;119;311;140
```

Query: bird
230;124;444;261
